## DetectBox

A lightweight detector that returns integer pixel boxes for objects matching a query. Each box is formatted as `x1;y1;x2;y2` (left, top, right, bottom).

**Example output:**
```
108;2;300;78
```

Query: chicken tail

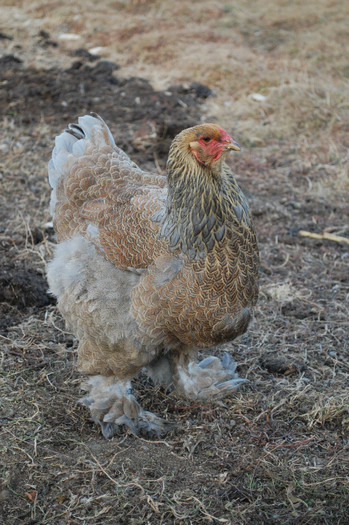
48;114;115;216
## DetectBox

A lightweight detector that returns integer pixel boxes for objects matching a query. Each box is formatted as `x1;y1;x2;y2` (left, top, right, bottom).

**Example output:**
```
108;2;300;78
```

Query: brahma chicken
47;114;259;438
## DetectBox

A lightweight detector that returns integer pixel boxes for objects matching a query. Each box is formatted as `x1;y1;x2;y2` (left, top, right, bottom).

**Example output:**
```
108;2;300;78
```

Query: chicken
47;114;259;438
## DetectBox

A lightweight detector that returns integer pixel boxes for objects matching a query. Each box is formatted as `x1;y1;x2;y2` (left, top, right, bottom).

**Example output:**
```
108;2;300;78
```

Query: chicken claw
80;376;173;438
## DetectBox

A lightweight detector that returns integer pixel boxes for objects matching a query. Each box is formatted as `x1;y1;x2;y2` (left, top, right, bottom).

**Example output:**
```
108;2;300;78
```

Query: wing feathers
49;114;167;270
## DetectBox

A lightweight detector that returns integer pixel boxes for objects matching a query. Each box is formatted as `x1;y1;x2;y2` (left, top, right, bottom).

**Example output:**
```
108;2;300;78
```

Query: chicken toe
80;375;174;438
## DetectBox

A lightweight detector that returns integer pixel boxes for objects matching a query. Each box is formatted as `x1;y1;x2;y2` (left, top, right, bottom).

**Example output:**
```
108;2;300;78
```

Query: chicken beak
224;140;241;152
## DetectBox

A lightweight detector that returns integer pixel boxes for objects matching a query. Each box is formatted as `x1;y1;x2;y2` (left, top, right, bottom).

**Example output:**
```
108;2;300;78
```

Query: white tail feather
48;114;115;216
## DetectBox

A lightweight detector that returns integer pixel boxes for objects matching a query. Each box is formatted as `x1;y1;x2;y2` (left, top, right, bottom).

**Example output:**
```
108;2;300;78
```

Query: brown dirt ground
1;2;348;524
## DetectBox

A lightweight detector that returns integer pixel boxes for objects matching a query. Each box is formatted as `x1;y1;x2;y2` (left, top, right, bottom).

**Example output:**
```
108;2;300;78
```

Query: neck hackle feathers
153;124;246;261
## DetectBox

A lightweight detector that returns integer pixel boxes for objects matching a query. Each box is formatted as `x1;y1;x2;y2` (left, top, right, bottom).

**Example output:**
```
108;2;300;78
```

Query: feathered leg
146;350;248;400
80;375;174;439
170;351;247;400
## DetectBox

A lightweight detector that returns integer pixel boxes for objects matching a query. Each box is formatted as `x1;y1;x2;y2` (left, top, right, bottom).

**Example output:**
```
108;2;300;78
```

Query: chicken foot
80;375;173;439
170;352;248;400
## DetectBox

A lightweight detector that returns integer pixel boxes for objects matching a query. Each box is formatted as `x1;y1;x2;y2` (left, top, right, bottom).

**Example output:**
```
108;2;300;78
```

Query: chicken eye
202;136;211;143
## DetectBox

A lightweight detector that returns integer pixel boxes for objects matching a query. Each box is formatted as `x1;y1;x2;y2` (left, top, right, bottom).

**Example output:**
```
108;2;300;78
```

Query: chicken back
47;114;259;438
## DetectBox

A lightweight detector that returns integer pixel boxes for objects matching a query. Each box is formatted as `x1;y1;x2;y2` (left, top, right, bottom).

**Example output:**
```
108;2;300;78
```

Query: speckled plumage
47;114;259;437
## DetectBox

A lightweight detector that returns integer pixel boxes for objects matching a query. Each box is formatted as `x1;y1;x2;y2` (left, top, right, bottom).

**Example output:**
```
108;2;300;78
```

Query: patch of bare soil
1;27;348;525
0;49;210;162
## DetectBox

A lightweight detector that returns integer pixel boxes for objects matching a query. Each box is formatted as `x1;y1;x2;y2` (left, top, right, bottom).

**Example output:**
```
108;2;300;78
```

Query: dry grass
1;0;349;523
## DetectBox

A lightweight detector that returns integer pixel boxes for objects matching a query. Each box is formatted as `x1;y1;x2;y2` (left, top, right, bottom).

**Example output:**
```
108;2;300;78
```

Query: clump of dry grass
302;393;349;429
